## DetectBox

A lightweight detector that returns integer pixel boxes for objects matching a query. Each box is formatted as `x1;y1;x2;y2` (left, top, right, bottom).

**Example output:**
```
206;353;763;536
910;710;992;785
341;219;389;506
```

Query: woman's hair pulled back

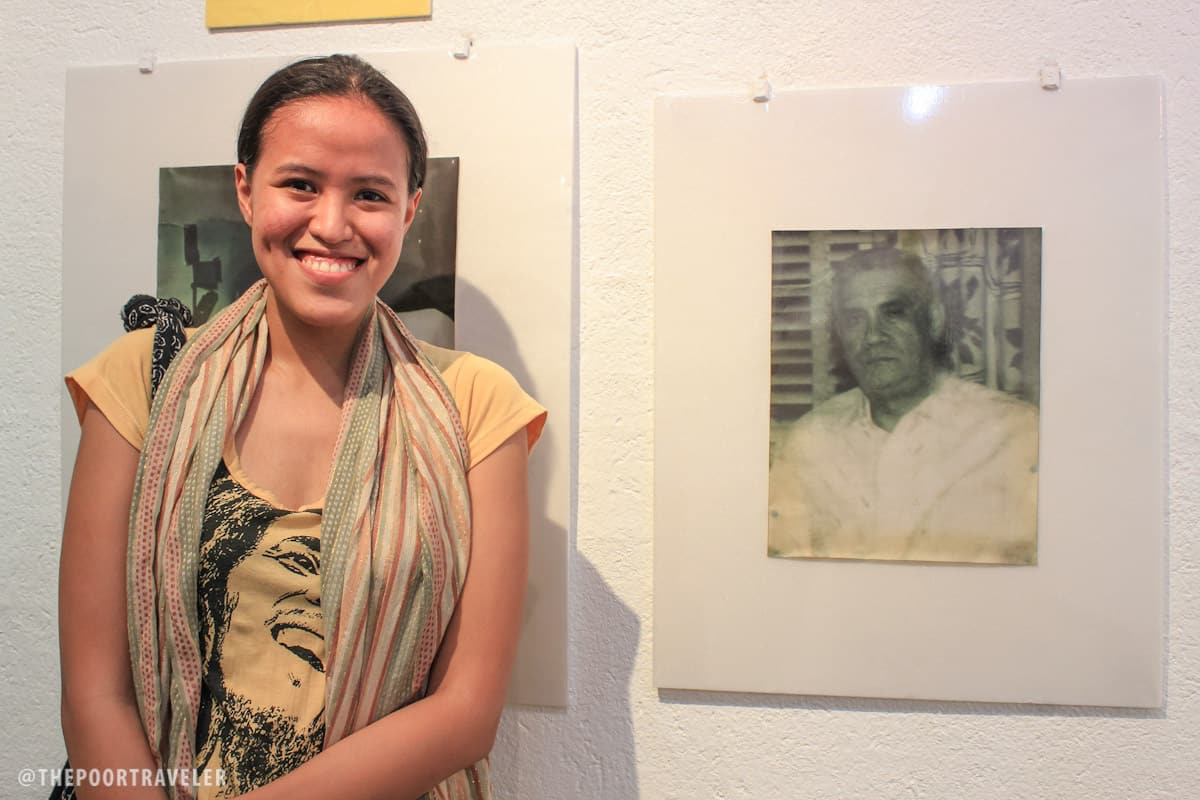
237;54;428;194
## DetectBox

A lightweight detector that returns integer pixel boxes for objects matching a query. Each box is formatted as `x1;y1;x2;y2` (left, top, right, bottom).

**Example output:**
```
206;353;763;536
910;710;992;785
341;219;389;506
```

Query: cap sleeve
439;352;547;470
65;328;155;450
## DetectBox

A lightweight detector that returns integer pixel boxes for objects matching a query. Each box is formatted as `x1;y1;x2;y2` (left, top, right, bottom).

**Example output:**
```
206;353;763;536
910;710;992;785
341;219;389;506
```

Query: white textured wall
3;1;1197;797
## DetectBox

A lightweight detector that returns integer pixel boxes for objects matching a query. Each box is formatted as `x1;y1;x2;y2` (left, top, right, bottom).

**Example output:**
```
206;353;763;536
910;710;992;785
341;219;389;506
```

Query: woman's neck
262;290;369;404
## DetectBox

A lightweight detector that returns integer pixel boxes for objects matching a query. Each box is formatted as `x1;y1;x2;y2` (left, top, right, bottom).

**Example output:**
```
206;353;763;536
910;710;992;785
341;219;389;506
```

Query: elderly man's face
833;265;938;404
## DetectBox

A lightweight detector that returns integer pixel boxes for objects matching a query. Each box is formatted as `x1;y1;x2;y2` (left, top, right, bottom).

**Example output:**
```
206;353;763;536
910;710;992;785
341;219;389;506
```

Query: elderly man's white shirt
768;375;1039;564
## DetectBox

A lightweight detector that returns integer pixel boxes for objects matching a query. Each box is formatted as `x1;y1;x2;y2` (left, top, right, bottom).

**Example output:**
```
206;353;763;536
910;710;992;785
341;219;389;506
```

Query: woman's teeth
300;255;360;273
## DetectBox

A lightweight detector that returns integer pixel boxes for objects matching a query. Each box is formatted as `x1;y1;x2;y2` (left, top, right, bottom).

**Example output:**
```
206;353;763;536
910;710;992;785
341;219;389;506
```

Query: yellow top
65;328;545;798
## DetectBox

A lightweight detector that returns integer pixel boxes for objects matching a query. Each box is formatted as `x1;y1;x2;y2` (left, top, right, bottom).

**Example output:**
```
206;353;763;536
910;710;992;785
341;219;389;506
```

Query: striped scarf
126;280;485;799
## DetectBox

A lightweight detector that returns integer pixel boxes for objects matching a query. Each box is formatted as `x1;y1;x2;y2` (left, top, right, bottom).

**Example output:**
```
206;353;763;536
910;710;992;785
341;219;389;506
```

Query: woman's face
234;94;421;335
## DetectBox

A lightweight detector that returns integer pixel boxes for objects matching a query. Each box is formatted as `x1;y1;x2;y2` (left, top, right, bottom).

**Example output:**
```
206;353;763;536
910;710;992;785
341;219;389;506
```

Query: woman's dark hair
237;54;427;193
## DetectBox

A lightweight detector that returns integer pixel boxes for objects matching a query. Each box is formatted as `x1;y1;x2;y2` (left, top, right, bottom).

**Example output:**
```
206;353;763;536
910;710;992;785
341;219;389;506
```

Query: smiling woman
59;54;545;800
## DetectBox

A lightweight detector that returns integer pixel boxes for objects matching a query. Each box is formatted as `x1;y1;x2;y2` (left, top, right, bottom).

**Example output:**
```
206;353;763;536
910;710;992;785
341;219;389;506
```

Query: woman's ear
234;163;253;226
402;188;423;234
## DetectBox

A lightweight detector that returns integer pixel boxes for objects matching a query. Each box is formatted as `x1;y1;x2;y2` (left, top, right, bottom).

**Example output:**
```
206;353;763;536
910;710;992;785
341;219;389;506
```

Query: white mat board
654;77;1164;707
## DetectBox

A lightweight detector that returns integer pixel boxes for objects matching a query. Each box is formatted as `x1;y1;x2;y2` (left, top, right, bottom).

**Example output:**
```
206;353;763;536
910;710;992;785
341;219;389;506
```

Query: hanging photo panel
63;45;575;707
654;77;1164;707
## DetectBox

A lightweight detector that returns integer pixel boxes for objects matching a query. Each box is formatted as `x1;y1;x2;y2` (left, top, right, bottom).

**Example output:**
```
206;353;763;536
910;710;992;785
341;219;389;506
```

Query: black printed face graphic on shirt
195;465;326;795
223;526;324;699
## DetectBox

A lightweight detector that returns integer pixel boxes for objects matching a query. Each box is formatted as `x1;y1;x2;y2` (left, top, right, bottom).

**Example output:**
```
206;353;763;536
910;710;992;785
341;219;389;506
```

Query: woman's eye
284;179;316;193
357;189;388;203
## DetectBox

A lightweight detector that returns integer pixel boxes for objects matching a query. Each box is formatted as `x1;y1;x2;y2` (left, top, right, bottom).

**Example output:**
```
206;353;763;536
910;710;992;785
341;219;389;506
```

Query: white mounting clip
452;35;474;60
138;50;157;74
1039;62;1061;91
753;74;773;104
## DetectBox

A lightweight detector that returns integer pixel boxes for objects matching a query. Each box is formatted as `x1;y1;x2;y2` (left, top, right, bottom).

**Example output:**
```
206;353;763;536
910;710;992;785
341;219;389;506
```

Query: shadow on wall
491;554;642;799
457;274;640;798
453;278;570;706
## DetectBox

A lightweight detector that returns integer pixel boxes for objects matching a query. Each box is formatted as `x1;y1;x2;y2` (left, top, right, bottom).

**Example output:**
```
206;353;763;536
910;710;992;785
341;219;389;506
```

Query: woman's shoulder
65;328;159;449
415;340;547;468
416;339;472;374
92;326;158;368
65;326;201;448
418;341;513;387
415;341;537;414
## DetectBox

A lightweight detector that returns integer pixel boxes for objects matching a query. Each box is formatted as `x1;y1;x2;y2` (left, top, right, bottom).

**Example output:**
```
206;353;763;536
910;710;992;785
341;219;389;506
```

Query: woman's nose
309;194;352;243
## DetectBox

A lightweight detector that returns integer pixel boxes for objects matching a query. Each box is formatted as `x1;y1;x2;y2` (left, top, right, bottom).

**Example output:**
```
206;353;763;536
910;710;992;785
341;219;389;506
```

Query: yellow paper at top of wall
207;0;431;29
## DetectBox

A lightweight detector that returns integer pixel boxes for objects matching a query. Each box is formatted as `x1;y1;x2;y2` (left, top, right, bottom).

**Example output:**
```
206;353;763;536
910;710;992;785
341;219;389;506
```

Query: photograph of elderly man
767;229;1041;564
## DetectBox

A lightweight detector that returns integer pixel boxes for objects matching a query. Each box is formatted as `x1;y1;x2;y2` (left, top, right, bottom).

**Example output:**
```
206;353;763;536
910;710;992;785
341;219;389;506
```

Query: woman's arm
59;403;168;800
247;428;531;800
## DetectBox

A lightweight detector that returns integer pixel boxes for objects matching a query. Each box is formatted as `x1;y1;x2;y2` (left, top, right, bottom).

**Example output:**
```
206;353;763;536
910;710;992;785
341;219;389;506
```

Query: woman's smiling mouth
295;252;366;285
297;253;363;273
